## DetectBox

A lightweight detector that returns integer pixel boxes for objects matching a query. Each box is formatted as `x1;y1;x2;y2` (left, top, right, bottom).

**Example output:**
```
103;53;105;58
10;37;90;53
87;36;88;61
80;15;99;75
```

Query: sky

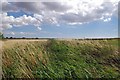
0;0;119;38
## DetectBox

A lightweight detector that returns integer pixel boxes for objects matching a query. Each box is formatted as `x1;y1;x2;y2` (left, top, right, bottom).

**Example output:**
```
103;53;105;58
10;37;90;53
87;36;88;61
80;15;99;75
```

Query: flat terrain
0;41;3;49
1;39;120;79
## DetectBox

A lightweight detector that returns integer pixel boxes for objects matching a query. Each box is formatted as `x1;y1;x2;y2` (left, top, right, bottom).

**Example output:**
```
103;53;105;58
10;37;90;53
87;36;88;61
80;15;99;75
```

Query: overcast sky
0;0;119;38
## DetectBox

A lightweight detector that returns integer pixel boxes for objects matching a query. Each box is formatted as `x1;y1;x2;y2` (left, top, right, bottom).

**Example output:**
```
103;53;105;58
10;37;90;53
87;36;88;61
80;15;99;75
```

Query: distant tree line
4;37;53;40
1;34;119;40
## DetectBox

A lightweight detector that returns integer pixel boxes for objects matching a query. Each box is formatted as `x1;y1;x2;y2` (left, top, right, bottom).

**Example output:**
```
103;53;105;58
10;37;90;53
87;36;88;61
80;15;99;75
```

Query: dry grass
0;41;3;79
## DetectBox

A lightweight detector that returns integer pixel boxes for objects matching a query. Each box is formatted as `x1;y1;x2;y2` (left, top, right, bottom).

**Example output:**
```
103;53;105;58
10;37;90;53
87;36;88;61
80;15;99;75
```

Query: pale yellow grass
0;41;3;79
3;39;48;49
2;39;49;78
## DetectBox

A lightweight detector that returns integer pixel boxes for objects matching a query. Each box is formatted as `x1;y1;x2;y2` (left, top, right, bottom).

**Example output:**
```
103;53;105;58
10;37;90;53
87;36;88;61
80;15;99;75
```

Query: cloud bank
1;0;119;30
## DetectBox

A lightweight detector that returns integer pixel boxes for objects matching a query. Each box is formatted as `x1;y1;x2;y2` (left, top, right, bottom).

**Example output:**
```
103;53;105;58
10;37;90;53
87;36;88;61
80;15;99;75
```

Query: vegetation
2;39;120;79
0;32;4;39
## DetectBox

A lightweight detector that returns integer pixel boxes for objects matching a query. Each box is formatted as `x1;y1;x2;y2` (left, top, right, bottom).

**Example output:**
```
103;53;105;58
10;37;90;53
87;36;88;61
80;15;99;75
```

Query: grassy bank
2;39;120;79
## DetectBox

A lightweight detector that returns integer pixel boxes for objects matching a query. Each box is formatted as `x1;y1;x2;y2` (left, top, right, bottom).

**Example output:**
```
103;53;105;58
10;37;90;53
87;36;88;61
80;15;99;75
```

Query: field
1;39;120;79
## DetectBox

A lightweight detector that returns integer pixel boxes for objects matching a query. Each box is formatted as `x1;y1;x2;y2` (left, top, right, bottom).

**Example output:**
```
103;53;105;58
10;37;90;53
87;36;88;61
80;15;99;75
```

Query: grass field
1;39;120;79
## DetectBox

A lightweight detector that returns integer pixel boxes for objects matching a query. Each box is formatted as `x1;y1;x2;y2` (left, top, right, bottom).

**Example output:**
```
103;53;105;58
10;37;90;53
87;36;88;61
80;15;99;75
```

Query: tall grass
2;39;120;78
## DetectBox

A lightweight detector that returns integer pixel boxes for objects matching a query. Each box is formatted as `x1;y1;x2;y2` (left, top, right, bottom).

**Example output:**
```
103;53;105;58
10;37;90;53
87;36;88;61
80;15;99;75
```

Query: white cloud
1;13;42;30
37;27;42;30
11;32;15;35
4;31;36;36
103;18;111;22
20;32;24;34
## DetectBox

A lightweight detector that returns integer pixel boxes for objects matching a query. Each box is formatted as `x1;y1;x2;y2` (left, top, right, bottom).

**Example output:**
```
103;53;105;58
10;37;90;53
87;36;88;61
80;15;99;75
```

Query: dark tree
10;37;13;39
22;37;25;39
6;37;8;39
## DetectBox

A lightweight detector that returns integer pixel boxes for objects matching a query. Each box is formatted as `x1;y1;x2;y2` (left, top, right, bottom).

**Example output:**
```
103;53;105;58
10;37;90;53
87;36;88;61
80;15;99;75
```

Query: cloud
12;2;42;13
1;13;42;30
34;14;43;22
118;1;120;17
42;2;72;12
103;18;111;22
20;32;24;35
5;31;36;36
37;27;42;30
1;0;119;30
7;2;72;13
11;32;15;35
1;1;18;12
58;1;118;24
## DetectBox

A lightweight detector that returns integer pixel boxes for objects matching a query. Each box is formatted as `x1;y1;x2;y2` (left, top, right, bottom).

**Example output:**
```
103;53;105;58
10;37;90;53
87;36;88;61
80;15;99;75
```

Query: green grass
107;39;119;46
2;39;120;79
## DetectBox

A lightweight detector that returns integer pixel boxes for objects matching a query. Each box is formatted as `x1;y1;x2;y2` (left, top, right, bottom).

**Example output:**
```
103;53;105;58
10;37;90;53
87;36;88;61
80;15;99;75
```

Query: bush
0;32;4;39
